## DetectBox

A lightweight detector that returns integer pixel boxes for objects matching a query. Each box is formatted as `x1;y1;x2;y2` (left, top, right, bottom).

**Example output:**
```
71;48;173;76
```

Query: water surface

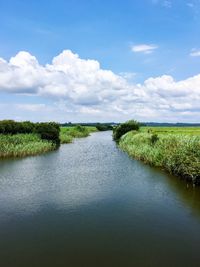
0;131;200;267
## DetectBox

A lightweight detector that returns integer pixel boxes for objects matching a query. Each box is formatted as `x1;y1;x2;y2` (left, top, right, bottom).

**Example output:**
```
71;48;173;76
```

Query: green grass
60;126;97;144
0;125;97;159
119;128;200;185
0;133;56;159
141;126;200;135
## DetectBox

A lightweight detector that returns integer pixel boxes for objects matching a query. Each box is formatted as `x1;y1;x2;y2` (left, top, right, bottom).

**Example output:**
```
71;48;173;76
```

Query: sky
0;0;200;123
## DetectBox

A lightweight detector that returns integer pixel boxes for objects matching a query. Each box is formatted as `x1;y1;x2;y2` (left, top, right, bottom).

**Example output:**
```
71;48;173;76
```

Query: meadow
119;126;200;185
141;126;200;136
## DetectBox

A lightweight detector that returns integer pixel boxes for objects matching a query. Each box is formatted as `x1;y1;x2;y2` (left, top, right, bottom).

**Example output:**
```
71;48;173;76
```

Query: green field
60;126;97;144
119;126;200;185
141;126;200;135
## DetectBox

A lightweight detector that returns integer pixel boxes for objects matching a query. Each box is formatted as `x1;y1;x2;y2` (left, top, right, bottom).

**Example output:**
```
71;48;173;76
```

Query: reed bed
119;132;200;184
0;134;55;158
0;126;97;159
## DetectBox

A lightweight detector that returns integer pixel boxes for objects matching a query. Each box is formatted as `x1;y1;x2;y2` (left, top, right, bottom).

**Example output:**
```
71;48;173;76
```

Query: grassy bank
0;125;97;159
0;120;98;159
119;129;200;185
0;133;56;159
0;120;60;159
60;126;97;144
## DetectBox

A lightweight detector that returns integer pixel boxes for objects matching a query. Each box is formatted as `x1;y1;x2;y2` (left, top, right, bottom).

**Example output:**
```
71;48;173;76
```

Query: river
0;131;200;267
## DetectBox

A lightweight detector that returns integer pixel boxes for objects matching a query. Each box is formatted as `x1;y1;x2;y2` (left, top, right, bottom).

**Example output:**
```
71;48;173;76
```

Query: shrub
150;134;159;145
0;120;35;134
0;120;60;144
35;123;60;144
113;120;140;141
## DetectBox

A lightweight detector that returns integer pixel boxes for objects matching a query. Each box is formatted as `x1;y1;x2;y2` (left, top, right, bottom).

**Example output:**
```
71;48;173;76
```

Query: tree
113;120;140;141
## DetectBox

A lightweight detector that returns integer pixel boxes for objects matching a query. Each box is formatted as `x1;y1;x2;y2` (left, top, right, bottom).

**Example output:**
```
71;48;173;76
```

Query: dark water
0;131;200;267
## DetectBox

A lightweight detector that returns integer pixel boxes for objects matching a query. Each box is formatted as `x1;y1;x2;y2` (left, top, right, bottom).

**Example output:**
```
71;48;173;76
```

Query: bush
0;120;60;144
0;120;35;134
150;134;159;145
35;123;60;144
113;120;140;141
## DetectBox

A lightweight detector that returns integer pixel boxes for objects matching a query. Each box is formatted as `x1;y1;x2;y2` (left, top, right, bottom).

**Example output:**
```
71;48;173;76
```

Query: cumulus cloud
131;44;158;54
0;50;200;122
0;52;45;93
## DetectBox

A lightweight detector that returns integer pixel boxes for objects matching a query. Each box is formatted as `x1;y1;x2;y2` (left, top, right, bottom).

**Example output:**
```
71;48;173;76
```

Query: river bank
0;122;97;159
119;130;200;185
0;133;56;159
60;126;97;144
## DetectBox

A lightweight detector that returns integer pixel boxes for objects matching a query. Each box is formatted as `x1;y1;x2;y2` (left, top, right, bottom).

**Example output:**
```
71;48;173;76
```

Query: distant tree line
95;123;113;131
0;120;60;144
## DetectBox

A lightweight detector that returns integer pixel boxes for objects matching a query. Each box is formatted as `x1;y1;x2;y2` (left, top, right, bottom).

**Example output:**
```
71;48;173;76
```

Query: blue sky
0;0;200;122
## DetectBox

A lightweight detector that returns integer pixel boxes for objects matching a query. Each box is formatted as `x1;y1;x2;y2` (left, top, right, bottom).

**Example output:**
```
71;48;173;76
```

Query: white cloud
0;50;200;122
190;49;200;57
131;44;158;54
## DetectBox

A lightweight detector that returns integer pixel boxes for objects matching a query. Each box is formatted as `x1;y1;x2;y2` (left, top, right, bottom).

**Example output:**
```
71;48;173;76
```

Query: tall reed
0;134;55;158
119;132;200;184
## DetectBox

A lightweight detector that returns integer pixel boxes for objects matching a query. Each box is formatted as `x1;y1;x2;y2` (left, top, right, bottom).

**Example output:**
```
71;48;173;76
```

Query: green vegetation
60;125;97;144
141;126;200;136
0;120;35;134
60;122;116;128
95;123;113;131
113;120;140;141
0;120;60;159
0;120;60;143
118;127;200;185
36;122;60;144
0;133;55;158
0;120;97;159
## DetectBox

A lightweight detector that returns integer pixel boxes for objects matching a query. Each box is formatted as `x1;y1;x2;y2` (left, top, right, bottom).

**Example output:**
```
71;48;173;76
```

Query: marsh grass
0;126;97;159
60;126;97;144
119;131;200;184
0;133;55;158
